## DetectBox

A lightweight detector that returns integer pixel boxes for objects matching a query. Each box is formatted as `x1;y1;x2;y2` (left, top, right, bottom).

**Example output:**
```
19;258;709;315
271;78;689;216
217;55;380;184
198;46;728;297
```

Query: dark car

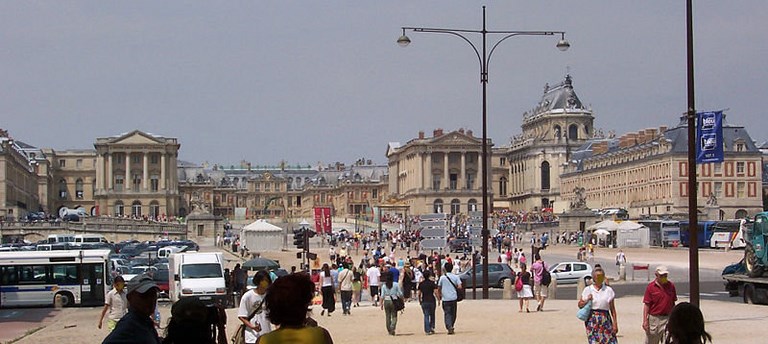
153;269;170;299
458;263;515;288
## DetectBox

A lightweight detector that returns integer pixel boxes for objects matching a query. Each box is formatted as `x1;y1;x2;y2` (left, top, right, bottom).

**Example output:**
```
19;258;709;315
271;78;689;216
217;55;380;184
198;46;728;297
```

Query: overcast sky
2;2;766;166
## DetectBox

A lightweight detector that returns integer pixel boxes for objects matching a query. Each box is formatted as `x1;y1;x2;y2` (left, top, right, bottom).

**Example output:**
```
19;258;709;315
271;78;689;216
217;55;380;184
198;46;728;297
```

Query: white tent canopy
617;220;645;231
588;220;619;231
241;220;283;252
243;219;283;232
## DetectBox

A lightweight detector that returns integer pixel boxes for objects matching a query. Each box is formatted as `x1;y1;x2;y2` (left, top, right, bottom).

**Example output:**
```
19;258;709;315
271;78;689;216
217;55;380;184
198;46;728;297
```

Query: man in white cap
103;274;161;344
642;265;677;344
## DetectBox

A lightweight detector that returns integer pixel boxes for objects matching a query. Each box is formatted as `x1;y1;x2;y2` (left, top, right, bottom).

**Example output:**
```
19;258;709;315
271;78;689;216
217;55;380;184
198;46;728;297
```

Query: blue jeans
442;300;457;330
340;290;353;313
420;301;436;333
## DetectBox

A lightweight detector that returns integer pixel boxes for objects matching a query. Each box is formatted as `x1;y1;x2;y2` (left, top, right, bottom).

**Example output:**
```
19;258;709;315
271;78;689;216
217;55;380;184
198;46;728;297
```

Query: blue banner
696;111;724;164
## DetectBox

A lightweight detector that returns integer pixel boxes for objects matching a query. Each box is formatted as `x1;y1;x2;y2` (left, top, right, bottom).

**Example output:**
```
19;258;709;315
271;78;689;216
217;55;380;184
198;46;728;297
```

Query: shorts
534;282;548;298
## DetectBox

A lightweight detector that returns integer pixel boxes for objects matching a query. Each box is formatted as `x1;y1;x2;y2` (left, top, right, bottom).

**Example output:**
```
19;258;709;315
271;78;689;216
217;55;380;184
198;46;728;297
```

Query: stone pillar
96;153;104;190
460;152;466;190
426;153;432;190
125;152;131;192
107;153;113;190
443;152;449;190
160;153;166;190
143;152;149;191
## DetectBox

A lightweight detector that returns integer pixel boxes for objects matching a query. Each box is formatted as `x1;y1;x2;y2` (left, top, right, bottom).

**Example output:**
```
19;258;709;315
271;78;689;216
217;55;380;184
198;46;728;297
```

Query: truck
722;212;768;304
723;260;768;304
168;252;227;305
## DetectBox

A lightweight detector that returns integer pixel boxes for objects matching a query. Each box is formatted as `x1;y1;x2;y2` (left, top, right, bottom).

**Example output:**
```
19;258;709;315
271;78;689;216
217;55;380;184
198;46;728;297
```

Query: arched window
541;161;551;190
735;209;748;219
58;179;68;199
131;201;142;217
499;177;508;196
450;199;461;215
554;125;562;139
569;124;579;140
114;201;124;217
468;199;478;212
433;199;444;214
75;178;84;199
149;200;160;219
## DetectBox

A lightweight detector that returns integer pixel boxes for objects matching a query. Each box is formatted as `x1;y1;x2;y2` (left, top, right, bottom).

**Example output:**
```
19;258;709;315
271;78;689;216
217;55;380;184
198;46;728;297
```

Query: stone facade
0;132;48;220
386;128;486;215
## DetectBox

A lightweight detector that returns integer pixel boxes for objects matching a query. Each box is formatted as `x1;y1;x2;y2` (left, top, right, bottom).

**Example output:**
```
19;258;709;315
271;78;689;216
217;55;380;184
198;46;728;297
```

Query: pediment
110;130;164;145
429;132;481;146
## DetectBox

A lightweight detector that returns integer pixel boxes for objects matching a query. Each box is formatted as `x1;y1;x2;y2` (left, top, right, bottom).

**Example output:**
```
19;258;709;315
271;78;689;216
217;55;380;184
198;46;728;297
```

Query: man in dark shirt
642;266;677;344
418;270;438;335
103;274;161;344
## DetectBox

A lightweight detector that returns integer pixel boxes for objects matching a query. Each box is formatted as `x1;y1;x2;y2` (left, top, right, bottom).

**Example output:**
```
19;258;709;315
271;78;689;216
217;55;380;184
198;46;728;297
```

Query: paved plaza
2;233;765;343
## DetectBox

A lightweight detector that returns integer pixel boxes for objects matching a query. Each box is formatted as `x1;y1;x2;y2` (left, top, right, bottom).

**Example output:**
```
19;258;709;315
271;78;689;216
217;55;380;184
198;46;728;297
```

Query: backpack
515;273;524;292
541;264;551;286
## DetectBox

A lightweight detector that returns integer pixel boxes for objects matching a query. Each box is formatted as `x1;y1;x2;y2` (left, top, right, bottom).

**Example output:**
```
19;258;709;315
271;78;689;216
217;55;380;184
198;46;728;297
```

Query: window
500;157;507;166
115;154;124;164
131;201;142;217
115;175;124;191
574;264;588;271
131;154;140;164
433;199;444;213
132;174;141;192
499;177;508;196
150;176;159;192
714;163;722;175
737;182;745;198
58;179;68;199
264;183;271;191
149;201;160;219
737;162;745;174
114;201;124;216
714;182;722;197
568;124;579;140
76;159;82;168
449;174;458;190
372;189;378;199
59;159;66;168
450;199;460;215
541;161;551;190
468;199;478;212
554;125;562;139
466;173;474;190
19;265;47;284
150;154;159;164
736;143;745;152
432;176;441;190
75;179;84;199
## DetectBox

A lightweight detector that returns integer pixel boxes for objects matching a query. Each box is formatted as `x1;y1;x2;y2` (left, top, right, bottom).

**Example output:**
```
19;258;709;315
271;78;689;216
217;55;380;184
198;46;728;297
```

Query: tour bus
0;249;112;308
638;220;681;247
679;221;717;247
709;220;749;249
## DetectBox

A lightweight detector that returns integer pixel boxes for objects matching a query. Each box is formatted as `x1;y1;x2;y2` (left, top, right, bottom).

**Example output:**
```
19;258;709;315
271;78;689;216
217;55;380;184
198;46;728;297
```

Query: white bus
0;249;112;308
710;220;749;249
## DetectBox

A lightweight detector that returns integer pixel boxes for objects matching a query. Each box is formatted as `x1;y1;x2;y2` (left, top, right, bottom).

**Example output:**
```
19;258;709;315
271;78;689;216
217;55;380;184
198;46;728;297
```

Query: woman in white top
320;263;336;316
578;267;618;343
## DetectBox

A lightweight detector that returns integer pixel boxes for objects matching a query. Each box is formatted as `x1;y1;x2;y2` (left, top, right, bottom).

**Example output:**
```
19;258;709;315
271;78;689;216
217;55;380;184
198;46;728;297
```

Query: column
143;152;149;191
107;153;113;190
460;152;466;190
160;153;167;190
96;153;104;190
443;152;449;190
426;153;432;190
125;151;131;192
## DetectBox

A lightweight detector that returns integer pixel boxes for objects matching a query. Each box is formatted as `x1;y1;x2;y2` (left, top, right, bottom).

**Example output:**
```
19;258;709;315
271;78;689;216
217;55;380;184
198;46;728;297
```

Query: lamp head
556;34;570;52
397;29;411;47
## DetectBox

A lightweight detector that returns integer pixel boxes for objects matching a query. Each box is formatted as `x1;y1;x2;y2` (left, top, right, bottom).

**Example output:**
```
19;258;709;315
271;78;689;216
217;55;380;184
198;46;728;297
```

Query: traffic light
293;229;305;249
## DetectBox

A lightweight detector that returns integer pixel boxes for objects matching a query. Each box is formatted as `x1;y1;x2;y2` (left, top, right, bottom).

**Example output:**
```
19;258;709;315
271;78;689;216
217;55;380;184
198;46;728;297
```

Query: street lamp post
398;6;568;299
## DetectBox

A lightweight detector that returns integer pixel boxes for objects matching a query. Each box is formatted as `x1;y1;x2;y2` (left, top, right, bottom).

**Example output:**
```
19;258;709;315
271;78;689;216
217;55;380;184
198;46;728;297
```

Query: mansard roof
524;75;587;119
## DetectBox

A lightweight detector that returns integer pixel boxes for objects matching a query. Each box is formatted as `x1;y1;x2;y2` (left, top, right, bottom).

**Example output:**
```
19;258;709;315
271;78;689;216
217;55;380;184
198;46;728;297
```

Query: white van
169;252;226;304
47;234;75;244
158;246;183;259
73;234;108;245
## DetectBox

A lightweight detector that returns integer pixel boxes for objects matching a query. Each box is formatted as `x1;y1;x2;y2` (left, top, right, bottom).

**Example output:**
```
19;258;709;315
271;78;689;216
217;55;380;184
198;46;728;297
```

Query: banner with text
696;111;724;164
313;207;332;234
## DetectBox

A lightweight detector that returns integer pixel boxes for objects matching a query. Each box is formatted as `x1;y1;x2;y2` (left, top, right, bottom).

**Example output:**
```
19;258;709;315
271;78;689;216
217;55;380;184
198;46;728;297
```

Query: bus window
19;266;47;284
1;266;19;285
51;265;78;285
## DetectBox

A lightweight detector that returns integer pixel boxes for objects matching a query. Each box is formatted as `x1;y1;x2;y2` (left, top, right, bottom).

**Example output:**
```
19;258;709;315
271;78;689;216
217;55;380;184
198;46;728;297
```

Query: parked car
549;261;593;285
153;269;170;299
458;263;515;288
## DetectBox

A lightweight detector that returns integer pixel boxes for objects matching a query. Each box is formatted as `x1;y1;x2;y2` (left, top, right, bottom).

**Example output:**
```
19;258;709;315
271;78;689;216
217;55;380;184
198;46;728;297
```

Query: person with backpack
531;254;550;312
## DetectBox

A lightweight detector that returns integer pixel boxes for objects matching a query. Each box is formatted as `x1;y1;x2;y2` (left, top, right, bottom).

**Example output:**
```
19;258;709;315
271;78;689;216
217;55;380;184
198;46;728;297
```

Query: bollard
576;277;586;300
502;278;513;300
619;263;626;281
549;278;557;299
54;294;63;308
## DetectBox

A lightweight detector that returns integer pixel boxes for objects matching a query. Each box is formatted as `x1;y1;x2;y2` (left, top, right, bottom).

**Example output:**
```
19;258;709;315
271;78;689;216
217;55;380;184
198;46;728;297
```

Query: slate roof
525;75;587;118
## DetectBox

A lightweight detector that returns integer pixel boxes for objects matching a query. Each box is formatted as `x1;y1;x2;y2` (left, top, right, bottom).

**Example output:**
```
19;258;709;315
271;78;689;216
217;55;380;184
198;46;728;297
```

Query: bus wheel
56;292;74;307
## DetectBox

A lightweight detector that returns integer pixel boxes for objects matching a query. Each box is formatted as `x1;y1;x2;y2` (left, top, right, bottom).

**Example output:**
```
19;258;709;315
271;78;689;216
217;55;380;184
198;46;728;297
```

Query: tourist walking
436;261;461;335
402;264;414;301
643;266;677;344
578;267;618;343
351;266;363;307
664;302;711;344
320;264;336;316
516;263;533;312
338;263;354;315
418;270;437;335
531;254;549;311
98;275;128;332
366;263;381;306
102;274;161;344
238;270;272;344
379;271;403;336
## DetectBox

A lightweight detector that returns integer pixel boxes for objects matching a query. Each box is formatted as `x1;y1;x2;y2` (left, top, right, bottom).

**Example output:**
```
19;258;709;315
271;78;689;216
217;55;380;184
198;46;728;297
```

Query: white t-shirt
105;288;128;321
581;284;615;311
367;266;381;286
321;271;334;287
338;268;353;291
238;289;271;343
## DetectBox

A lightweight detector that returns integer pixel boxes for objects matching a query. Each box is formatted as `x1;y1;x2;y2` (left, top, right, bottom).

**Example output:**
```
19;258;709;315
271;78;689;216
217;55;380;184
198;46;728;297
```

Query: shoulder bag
515;273;524;292
576;299;592;321
387;285;405;312
231;299;264;344
445;275;464;302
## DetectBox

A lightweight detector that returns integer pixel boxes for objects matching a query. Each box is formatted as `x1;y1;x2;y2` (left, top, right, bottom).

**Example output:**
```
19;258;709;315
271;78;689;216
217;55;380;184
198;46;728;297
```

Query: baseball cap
655;266;670;275
126;274;159;295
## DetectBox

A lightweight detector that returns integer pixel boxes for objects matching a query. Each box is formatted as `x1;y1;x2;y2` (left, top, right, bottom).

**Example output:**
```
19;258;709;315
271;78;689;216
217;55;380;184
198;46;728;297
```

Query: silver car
549;261;592;284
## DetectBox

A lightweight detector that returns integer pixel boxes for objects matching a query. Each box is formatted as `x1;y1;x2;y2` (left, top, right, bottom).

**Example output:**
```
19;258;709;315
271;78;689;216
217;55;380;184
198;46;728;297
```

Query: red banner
313;207;332;234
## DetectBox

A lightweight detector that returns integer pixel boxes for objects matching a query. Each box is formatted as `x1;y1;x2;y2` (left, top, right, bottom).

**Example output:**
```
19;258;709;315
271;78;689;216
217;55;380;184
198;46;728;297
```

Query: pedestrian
102;274;161;344
366;262;381;306
162;297;227;344
337;262;354;315
257;273;334;344
436;261;461;335
238;270;272;344
516;263;533;313
233;264;246;296
643;266;677;344
530;254;549;311
351;266;363;307
320;264;336;316
379;271;403;336
417;270;437;335
664;302;711;344
578;267;618;344
401;264;414;301
98;275;127;331
615;249;626;266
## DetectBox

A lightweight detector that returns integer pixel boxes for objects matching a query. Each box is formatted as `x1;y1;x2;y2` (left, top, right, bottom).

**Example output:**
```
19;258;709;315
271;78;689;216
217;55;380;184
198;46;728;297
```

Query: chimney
659;126;668;134
434;128;444;137
418;131;425;139
645;128;657;140
637;131;646;144
458;128;465;134
467;129;473;137
628;133;637;146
